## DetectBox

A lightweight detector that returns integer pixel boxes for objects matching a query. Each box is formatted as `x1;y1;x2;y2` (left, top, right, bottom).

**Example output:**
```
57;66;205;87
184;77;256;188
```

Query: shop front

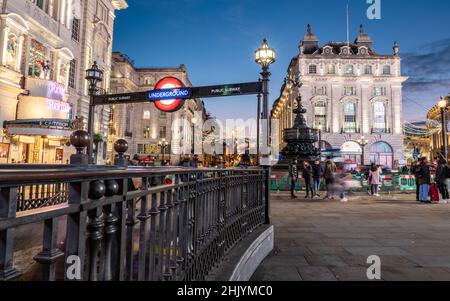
4;78;74;164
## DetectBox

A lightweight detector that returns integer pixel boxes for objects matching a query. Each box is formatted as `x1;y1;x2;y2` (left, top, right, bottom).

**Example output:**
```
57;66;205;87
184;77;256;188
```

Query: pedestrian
289;159;299;199
411;160;421;202
302;161;314;199
436;158;449;201
312;159;323;197
417;157;432;203
323;157;337;200
368;163;381;197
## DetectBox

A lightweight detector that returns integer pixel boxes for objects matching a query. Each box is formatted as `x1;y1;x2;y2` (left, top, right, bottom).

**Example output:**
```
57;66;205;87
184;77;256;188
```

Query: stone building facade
110;52;206;165
272;25;408;168
0;0;127;164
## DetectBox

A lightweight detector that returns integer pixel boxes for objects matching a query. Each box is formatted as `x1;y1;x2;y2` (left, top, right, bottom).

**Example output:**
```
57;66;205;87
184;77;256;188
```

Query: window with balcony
343;102;357;133
373;102;386;132
373;87;387;96
343;86;357;96
314;101;327;130
143;110;150;120
309;64;317;74
72;18;80;42
344;64;354;75
314;86;327;96
68;59;76;89
160;126;167;139
383;65;391;75
327;64;335;74
143;126;151;139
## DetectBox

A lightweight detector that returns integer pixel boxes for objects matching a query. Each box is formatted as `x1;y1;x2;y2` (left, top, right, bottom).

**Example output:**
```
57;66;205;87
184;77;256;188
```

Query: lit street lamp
438;96;448;161
357;136;369;166
85;61;103;164
255;38;276;165
158;138;169;165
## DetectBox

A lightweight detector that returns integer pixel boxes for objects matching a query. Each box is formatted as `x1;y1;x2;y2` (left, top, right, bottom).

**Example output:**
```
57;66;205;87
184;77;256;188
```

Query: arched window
343;102;357;133
309;64;317;74
373;102;386;132
314;101;327;130
370;142;393;168
383;65;391;75
345;64;354;75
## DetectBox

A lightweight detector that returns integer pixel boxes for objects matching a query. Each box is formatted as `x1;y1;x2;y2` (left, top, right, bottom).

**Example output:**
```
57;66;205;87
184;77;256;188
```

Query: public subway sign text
147;88;191;101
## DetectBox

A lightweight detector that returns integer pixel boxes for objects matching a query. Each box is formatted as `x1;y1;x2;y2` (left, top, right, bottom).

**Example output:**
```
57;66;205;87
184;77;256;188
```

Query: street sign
191;82;262;98
92;92;148;106
152;77;186;112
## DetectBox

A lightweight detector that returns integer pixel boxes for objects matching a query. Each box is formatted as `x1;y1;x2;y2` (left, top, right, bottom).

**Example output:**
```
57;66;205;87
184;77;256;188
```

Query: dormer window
309;64;317;74
383;65;391;75
358;46;368;55
323;46;333;55
340;46;351;55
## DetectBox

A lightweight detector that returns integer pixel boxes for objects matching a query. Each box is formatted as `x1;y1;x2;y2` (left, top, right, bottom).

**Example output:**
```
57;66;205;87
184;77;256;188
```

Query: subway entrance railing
0;135;270;281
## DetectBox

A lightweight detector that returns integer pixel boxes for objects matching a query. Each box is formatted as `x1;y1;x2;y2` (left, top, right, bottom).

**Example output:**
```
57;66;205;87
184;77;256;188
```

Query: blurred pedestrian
411;160;421;202
289;159;299;199
323;157;337;200
417;157;431;203
312;159;323;197
302;161;314;199
369;163;381;197
436;158;449;201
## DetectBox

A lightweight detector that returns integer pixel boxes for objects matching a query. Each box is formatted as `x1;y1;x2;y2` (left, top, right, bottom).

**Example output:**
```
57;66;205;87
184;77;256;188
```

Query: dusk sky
113;0;450;123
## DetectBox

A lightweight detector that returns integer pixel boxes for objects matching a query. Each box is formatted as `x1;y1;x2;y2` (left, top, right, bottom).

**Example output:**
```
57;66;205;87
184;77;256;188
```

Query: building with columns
0;0;127;164
272;24;408;168
109;52;206;165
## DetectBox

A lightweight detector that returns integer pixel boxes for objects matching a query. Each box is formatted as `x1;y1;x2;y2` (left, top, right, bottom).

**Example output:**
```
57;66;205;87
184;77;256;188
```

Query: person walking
436;158;449;201
289;159;299;199
417;157;432;203
323;157;337;200
303;161;314;199
369;163;382;197
312;159;323;197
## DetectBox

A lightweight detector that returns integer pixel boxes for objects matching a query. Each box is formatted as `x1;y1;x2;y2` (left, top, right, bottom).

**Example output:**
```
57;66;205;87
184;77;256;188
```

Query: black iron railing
0;159;269;281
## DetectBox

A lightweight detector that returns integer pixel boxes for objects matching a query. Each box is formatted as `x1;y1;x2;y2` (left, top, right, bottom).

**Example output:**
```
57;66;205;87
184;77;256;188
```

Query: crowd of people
288;156;450;204
411;156;450;203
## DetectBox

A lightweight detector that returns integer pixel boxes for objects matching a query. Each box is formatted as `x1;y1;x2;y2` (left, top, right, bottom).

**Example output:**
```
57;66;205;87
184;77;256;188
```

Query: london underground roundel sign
152;77;186;112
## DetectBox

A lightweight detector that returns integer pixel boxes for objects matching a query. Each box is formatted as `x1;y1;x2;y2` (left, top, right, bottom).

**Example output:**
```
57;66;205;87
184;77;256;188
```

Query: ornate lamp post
158;138;169;165
357;136;369;166
255;39;276;165
438;96;448;161
85;61;103;164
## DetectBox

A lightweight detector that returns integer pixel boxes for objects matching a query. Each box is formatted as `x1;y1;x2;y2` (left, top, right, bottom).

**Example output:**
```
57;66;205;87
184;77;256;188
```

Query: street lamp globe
192;117;197;124
255;38;276;68
85;61;103;88
438;97;447;109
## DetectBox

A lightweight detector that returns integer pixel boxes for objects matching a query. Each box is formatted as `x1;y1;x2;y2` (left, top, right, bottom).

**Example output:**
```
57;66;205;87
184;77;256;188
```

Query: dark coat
289;163;299;179
302;165;313;182
417;163;431;185
312;164;323;179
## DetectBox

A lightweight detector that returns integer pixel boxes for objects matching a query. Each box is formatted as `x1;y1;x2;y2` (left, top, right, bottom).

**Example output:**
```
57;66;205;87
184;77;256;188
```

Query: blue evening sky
113;0;450;122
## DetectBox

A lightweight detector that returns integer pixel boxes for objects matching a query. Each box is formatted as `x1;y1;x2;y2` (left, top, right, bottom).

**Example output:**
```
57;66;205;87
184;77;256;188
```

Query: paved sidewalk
251;192;450;281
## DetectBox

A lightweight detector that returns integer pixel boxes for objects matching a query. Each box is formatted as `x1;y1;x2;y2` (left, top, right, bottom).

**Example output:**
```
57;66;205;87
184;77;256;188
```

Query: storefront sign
17;96;72;120
19;136;35;144
152;77;186;112
25;77;66;101
5;119;72;129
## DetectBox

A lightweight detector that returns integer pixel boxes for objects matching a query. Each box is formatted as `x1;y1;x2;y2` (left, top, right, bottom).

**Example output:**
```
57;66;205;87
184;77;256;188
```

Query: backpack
444;165;450;179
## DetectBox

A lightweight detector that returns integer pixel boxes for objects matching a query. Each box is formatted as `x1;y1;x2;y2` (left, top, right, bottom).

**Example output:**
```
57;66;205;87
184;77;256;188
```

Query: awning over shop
4;119;73;137
6;127;72;137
